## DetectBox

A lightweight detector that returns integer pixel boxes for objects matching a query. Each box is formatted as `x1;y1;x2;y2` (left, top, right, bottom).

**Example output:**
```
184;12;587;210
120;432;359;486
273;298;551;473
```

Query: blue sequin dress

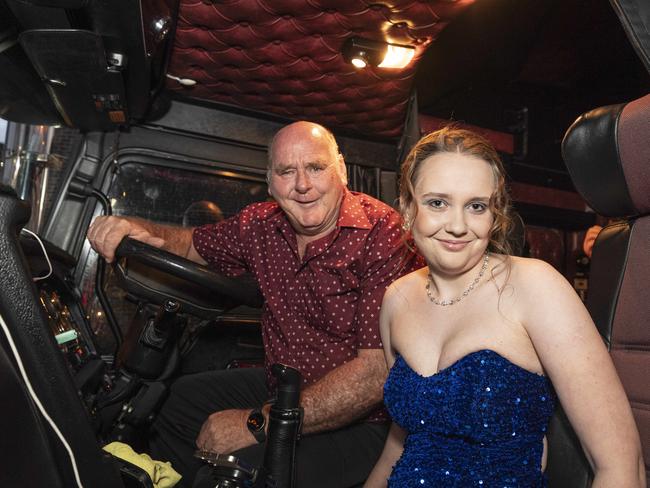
384;349;556;487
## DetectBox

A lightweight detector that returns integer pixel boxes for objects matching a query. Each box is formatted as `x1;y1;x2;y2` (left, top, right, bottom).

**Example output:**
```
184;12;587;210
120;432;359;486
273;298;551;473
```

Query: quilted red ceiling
165;0;475;138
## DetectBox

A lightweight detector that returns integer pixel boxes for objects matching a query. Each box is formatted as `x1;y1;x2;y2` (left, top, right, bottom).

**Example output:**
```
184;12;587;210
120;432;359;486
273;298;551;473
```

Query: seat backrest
0;186;125;488
561;93;650;483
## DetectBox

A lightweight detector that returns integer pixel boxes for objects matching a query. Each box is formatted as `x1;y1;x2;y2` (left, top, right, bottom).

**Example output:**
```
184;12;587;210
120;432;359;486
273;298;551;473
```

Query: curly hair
399;126;514;256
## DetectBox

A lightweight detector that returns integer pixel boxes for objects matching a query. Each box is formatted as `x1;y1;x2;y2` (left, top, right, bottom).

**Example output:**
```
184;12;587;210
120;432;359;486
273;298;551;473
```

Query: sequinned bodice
384;349;556;487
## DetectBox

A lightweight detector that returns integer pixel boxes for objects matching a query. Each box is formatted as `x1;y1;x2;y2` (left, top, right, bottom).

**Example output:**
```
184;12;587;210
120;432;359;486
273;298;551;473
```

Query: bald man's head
268;121;340;170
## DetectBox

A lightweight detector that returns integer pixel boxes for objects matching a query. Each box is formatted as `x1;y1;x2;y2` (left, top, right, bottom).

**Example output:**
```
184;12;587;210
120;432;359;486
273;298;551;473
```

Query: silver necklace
426;252;490;306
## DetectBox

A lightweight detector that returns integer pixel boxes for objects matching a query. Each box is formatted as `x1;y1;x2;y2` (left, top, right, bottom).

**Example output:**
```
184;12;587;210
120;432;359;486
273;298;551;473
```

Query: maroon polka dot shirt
193;190;419;404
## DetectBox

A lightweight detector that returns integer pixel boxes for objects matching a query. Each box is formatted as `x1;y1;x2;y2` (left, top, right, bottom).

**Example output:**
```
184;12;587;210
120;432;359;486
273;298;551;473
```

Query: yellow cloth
103;441;182;488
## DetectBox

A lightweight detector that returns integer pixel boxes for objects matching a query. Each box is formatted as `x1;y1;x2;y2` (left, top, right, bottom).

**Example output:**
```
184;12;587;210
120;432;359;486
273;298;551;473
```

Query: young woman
364;128;645;487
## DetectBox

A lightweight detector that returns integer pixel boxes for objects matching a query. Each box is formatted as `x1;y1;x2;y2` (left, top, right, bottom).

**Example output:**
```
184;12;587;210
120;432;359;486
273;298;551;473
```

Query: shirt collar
336;190;372;230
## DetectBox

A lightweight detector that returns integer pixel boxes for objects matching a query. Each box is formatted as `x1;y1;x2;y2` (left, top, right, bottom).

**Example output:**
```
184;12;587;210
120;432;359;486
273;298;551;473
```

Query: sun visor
0;37;62;124
19;30;128;130
1;0;179;130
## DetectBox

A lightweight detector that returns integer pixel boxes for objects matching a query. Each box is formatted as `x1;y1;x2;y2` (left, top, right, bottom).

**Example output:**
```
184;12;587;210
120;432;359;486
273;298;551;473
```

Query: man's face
268;123;347;239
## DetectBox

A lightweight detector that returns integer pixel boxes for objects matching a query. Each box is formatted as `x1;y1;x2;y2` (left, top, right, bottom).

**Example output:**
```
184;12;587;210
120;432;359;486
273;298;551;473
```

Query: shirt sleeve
192;211;250;277
355;211;421;349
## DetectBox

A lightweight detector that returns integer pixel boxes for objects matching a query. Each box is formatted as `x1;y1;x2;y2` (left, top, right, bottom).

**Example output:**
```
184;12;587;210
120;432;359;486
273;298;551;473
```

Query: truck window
79;161;267;356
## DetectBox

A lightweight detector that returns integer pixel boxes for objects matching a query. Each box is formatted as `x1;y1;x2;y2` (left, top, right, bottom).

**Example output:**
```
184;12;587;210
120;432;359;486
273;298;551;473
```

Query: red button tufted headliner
165;0;475;138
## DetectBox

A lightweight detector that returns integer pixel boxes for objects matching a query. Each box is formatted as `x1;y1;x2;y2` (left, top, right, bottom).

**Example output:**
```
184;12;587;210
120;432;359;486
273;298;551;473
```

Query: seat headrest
562;93;650;218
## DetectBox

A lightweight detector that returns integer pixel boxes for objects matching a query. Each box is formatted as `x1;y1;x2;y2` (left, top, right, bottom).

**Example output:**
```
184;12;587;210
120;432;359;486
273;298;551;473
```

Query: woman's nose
445;207;468;235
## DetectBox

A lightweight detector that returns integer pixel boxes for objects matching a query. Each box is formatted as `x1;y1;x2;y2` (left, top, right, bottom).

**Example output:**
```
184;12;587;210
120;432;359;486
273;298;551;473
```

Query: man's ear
337;154;348;186
266;169;273;196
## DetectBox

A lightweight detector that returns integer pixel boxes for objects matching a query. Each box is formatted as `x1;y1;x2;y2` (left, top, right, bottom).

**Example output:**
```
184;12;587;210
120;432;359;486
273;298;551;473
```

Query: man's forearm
299;349;387;434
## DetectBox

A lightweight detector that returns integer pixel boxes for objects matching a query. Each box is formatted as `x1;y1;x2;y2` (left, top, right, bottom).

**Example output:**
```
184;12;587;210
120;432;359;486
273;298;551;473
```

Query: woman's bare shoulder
506;255;585;324
507;255;566;286
383;266;428;309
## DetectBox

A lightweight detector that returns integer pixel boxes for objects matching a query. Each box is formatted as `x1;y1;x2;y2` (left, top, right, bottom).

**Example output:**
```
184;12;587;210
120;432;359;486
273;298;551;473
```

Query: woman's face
411;151;496;276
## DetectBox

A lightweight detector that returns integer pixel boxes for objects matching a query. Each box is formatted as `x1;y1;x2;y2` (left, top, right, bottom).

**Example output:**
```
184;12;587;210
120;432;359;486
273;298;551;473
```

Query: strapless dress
384;349;556;487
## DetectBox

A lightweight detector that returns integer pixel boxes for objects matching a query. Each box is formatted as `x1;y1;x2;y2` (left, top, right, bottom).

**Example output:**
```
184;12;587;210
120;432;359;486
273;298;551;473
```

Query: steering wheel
113;237;263;318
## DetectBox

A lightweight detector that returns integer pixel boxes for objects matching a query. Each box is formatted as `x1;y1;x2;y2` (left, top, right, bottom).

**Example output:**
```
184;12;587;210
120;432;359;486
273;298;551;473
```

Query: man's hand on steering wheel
88;216;166;263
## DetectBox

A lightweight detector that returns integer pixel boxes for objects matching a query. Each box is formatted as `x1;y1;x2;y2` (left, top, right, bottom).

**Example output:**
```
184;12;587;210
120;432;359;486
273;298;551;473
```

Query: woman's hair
399;126;514;256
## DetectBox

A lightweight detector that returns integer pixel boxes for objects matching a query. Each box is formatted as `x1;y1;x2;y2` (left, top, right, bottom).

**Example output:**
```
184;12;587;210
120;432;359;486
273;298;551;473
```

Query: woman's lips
437;239;470;251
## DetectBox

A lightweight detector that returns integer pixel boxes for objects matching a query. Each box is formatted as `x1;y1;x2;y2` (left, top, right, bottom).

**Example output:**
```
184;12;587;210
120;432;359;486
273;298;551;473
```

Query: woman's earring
402;221;410;232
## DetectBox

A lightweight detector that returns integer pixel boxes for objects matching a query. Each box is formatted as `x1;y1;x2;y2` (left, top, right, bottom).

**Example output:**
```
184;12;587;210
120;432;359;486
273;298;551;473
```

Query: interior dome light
343;37;415;69
351;54;369;69
378;43;416;69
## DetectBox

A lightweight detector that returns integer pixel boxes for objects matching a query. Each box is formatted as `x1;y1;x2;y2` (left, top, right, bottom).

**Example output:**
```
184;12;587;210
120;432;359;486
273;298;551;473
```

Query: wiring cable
0;308;84;487
20;228;53;282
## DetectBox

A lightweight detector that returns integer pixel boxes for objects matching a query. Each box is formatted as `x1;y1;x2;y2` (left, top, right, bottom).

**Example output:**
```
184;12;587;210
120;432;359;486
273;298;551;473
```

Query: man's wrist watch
246;408;267;443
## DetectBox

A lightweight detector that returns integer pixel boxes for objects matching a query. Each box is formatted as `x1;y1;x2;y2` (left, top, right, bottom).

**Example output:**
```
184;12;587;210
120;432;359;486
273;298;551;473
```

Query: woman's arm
363;283;406;487
364;422;407;488
519;259;645;487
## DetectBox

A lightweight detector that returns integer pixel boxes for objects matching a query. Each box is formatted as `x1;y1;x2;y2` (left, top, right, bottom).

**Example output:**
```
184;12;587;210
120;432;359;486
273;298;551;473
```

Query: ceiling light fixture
342;37;415;69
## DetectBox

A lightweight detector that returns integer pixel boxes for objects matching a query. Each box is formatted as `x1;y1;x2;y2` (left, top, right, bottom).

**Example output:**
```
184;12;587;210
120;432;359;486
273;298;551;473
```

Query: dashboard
21;234;107;401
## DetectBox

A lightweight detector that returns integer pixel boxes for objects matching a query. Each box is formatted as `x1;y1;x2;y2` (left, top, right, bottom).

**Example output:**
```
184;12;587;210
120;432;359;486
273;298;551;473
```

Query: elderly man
87;121;419;487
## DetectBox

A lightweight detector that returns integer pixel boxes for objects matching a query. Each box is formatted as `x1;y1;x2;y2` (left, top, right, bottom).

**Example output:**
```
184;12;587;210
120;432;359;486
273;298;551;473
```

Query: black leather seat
0;186;156;487
550;92;650;485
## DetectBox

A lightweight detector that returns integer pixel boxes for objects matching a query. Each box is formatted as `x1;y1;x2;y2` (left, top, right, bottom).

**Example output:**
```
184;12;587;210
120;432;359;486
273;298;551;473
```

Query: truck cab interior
0;0;648;486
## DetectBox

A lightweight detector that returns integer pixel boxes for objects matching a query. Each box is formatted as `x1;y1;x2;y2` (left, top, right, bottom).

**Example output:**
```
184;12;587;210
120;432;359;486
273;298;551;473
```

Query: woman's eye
469;202;487;212
427;199;445;208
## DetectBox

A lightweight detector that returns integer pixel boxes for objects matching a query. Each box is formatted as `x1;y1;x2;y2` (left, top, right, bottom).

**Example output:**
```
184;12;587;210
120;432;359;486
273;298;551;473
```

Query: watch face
247;411;265;432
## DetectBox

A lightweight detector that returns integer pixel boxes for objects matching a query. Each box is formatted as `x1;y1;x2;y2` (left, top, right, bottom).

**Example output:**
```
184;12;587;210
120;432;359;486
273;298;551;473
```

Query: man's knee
166;374;195;403
156;375;196;424
158;370;238;423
